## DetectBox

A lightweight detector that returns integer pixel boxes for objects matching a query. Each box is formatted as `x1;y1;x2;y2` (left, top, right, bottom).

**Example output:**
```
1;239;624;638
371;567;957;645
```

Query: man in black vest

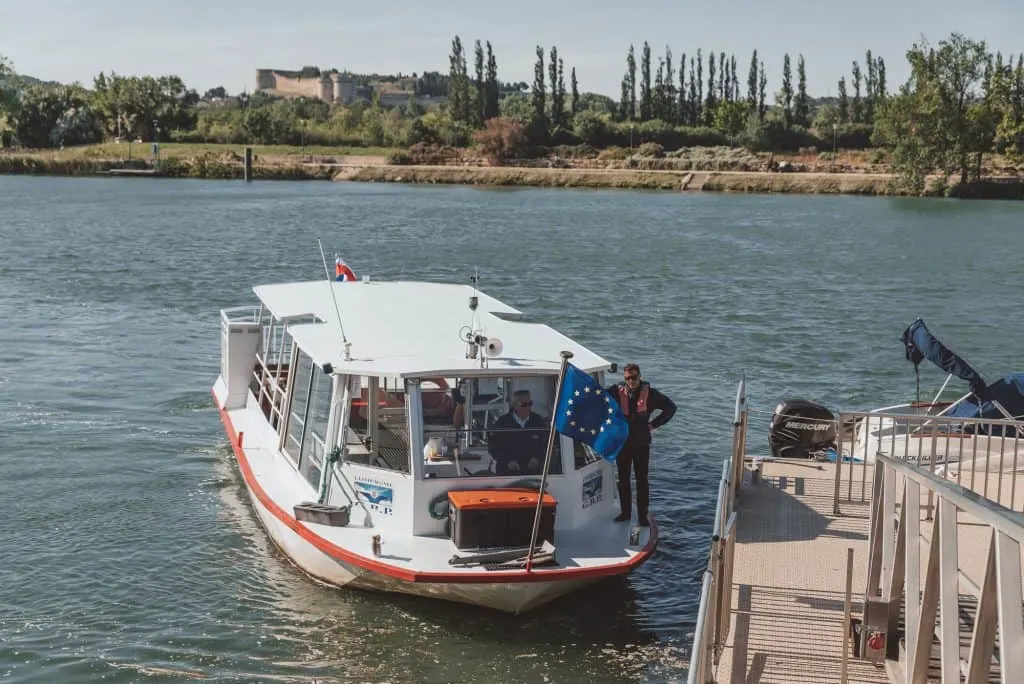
610;363;676;526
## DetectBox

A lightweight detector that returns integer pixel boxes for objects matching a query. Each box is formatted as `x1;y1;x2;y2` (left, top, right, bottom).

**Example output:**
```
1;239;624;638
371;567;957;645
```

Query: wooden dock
689;385;1023;684
712;459;888;684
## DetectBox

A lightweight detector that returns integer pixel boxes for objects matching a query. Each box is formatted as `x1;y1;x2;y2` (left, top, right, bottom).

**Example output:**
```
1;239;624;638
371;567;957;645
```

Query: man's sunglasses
517;400;534;407
624;374;640;381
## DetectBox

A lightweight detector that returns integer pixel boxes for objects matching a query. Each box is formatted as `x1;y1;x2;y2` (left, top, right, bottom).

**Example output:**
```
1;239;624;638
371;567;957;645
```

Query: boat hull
239;472;602;614
215;390;654;615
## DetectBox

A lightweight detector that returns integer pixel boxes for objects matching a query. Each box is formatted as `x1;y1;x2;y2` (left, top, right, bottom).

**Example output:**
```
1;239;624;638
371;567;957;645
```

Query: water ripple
1;177;1022;682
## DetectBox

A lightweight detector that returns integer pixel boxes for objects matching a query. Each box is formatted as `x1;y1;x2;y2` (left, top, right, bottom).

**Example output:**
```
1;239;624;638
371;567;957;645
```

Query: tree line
1;32;1023;190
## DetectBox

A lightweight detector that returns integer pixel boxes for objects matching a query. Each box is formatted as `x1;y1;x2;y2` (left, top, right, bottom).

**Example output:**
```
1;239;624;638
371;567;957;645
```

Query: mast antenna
317;237;352;362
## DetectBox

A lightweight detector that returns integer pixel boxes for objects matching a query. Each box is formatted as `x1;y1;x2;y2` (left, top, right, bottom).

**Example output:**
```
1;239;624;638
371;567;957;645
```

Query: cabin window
422;375;562;479
283;350;314;465
344;375;410;474
298;365;332;488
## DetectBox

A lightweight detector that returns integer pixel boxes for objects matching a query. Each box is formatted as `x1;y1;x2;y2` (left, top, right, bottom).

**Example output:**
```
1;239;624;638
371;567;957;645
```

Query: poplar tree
794;54;810;127
624;45;637;121
747;50;759;111
531;46;547;135
851;60;863;123
694;50;703;125
570;67;579;118
664;47;676;123
730;55;739;102
447;36;469;124
875;56;887;102
758;60;767;120
837;76;850;123
718;52;727;100
484;42;499;120
780;53;793;128
677;53;687;125
640;42;652;120
548;46;562;129
705;50;716;125
474;40;485;127
556;57;566;128
864;50;876;123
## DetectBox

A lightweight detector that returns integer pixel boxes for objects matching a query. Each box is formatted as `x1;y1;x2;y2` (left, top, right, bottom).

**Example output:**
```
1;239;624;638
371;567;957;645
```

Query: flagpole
526;350;573;573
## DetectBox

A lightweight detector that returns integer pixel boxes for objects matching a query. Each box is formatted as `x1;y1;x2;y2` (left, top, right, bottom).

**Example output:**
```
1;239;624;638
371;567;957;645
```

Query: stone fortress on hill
254;67;446;108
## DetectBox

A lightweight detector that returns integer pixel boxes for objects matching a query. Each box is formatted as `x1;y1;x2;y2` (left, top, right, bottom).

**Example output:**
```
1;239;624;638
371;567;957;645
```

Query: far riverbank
2;144;1022;199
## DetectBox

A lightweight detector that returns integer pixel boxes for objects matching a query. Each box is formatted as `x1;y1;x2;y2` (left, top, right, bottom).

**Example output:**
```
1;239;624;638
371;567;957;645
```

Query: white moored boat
211;269;656;614
765;318;1024;479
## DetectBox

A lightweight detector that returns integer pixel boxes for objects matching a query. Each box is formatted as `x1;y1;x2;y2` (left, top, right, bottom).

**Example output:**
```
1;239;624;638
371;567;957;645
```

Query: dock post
244;146;253;182
841;547;854;684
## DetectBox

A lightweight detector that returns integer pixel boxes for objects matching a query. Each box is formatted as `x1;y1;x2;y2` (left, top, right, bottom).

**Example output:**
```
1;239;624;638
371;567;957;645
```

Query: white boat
211;272;656;614
766;319;1024;477
850;319;1024;475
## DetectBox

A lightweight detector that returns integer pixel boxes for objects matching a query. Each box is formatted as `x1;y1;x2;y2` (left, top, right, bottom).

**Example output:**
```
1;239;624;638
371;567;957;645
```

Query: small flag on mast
334;256;356;282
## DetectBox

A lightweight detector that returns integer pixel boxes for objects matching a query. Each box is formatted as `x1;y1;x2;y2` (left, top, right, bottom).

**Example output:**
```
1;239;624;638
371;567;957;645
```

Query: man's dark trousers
617;443;650;517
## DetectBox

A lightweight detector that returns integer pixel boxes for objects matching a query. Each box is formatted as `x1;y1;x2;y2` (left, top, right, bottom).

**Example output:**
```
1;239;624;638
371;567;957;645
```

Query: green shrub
386;151;413;165
637;142;665;158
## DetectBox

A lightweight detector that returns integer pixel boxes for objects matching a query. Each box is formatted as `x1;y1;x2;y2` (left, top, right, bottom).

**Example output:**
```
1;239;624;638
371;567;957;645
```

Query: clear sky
0;0;1020;99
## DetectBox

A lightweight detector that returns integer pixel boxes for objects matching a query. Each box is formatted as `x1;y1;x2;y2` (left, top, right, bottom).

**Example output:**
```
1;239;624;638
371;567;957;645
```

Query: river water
1;176;1022;683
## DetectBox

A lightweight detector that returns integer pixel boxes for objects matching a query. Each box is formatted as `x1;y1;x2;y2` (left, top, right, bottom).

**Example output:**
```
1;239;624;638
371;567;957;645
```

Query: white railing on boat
688;376;747;684
833;410;1024;515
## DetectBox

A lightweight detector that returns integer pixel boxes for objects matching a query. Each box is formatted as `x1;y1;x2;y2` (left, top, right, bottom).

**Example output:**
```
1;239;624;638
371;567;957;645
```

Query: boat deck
713;459;888;684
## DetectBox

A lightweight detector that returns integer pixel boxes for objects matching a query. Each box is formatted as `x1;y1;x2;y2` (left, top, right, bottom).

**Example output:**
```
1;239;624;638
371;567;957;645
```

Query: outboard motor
769;399;837;459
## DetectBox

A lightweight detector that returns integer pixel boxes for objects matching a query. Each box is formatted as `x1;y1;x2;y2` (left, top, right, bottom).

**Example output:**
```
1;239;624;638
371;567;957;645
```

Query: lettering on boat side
354;477;394;516
582;470;603;508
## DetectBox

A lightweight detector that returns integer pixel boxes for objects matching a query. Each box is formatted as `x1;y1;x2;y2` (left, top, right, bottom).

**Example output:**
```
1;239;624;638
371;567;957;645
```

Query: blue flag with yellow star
554;363;629;462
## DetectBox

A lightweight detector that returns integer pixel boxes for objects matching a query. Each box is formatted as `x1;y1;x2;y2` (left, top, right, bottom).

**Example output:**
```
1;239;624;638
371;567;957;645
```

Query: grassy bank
0;155;338;180
6;142;394;161
2;143;1022;198
345;164;910;194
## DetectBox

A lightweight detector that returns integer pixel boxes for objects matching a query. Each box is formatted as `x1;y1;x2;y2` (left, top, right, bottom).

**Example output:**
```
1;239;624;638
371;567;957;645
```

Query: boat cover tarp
901;318;987;395
945;373;1024;436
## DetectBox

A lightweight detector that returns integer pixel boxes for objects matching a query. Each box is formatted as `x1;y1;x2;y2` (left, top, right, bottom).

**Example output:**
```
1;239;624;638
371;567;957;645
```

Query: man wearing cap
488;389;550;475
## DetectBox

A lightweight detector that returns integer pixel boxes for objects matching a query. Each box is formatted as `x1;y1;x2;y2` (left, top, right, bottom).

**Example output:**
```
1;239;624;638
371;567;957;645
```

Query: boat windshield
421;375;564;479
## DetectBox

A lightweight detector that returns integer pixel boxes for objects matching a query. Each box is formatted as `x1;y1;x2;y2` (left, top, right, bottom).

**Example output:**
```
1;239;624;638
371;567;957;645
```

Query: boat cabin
218;279;619;539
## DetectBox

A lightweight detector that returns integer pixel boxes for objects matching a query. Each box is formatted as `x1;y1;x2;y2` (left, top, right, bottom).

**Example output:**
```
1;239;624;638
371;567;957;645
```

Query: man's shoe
614;512;630;523
637;515;650;527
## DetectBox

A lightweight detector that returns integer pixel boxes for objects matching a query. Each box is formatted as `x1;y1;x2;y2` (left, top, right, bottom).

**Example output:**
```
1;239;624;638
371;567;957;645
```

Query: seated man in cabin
487;390;549;475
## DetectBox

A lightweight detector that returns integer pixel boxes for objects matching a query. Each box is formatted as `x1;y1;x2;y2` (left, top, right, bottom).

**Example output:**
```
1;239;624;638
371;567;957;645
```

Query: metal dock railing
688;383;1024;684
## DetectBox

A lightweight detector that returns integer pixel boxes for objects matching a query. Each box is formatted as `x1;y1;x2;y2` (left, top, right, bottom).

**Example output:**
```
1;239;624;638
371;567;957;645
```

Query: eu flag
554;363;629;462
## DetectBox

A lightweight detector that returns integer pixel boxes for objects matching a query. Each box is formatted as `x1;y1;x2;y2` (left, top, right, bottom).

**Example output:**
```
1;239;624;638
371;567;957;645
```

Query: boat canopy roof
252;280;611;378
946;373;1024;422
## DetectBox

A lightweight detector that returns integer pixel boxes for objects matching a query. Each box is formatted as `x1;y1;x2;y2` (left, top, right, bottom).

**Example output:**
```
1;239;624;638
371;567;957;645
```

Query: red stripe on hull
213;389;658;584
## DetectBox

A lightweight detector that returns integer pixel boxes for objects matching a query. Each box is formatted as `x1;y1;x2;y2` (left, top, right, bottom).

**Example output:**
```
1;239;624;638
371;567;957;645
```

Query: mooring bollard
244;146;253;182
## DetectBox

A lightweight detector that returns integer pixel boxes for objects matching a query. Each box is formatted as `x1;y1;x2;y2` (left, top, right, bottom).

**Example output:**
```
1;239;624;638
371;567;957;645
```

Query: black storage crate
448;489;556;550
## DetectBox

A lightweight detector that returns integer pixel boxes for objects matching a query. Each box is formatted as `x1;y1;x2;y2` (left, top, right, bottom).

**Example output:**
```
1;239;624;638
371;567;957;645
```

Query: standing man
610;363;676;526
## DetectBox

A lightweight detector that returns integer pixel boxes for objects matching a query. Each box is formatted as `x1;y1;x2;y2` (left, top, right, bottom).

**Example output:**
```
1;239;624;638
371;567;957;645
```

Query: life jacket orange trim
617;384;650;417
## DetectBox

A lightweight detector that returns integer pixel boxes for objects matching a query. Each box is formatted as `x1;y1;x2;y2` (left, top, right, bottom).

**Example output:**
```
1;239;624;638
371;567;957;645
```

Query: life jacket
617;383;650;420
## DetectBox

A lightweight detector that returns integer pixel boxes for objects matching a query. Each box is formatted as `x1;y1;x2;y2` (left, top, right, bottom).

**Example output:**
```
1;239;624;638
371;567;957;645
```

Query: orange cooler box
447;489;556;550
